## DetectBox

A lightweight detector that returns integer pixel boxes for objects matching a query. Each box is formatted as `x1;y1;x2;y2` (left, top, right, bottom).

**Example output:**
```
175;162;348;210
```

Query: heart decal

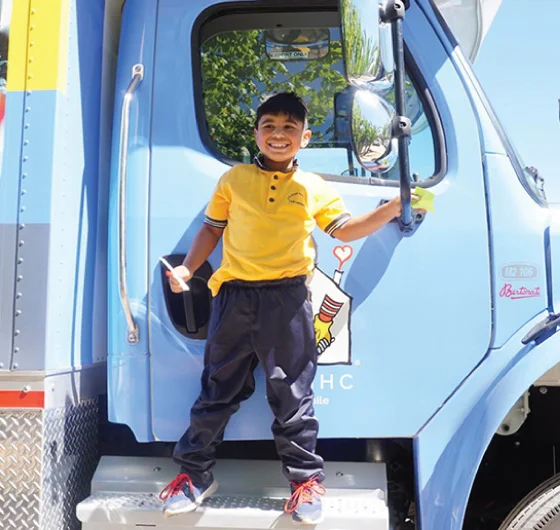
333;245;353;269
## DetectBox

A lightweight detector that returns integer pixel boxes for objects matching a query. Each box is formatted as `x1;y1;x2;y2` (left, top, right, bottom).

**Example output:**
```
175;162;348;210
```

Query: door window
197;12;439;184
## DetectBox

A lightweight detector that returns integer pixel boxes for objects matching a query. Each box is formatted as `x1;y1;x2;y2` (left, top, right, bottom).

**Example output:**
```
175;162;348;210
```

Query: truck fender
413;310;560;530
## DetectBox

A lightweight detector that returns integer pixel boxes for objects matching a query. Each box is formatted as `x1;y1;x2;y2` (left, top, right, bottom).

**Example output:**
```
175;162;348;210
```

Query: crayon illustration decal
309;245;353;365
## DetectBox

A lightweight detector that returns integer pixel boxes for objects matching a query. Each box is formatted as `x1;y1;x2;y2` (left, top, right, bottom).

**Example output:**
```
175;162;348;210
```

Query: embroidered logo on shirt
288;192;306;207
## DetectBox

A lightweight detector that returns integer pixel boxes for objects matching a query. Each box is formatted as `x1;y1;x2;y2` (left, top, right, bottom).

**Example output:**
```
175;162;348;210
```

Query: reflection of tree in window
200;25;436;182
0;27;8;87
200;29;347;161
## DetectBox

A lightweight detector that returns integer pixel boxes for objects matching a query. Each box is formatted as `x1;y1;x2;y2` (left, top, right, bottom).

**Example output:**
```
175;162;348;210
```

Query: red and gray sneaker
285;477;326;525
160;473;218;518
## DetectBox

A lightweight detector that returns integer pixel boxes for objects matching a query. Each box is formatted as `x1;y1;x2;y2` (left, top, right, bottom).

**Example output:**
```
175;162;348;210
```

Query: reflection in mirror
339;0;394;93
351;89;397;172
264;28;330;61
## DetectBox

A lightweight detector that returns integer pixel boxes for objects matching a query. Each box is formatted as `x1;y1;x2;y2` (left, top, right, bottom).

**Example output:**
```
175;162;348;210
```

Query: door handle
117;64;144;344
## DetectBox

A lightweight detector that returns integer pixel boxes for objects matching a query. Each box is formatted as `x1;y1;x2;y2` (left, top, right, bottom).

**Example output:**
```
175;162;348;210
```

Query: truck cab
1;1;560;529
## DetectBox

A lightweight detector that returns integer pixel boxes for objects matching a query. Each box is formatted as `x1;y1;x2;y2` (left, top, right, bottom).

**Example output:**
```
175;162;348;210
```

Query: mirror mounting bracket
391;115;411;138
379;199;426;234
381;0;406;23
398;209;424;234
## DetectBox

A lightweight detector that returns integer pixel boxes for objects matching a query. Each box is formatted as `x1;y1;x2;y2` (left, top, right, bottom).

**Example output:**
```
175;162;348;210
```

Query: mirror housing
339;0;394;93
339;0;415;230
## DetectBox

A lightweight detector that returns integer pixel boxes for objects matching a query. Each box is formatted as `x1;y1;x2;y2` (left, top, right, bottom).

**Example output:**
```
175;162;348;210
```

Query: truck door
111;0;492;441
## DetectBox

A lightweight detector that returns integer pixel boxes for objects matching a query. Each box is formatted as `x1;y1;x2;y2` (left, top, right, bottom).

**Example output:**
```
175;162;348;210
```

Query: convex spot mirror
339;0;394;93
264;28;330;61
351;89;397;172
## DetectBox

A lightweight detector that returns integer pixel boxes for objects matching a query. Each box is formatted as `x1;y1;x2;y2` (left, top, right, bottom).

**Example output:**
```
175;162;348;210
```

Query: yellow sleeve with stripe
204;173;231;229
314;180;351;237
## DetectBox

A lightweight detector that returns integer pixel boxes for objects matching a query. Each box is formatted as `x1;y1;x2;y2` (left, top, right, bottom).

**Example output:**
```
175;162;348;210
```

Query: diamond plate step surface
0;411;42;529
77;456;388;530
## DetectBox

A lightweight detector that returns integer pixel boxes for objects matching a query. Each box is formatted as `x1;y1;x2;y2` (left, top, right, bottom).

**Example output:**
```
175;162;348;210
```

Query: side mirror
340;0;394;93
339;0;415;230
351;90;397;173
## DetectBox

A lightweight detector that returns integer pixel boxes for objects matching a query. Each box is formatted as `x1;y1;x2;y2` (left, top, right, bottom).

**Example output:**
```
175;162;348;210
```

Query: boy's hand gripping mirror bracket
379;196;426;236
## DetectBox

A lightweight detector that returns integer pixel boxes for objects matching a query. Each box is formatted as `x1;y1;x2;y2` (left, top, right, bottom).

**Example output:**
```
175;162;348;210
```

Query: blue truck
1;0;560;529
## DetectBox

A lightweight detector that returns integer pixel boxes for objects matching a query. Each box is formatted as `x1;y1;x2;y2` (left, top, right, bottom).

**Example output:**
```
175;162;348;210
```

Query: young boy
160;92;410;525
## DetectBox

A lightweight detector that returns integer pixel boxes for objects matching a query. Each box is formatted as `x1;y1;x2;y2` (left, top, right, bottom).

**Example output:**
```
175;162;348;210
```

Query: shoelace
159;473;194;501
284;478;326;513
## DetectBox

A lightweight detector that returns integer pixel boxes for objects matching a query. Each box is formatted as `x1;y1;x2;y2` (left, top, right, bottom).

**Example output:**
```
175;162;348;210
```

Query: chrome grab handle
118;64;144;344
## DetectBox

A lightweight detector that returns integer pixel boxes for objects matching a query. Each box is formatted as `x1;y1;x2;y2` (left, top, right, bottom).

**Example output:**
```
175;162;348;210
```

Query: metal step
77;456;389;529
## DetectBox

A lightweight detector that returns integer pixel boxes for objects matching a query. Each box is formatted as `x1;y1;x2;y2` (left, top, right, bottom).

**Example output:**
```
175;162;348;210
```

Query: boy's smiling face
254;113;312;172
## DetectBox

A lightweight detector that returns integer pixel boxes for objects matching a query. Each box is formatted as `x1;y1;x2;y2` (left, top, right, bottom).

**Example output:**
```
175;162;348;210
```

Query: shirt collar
254;154;299;174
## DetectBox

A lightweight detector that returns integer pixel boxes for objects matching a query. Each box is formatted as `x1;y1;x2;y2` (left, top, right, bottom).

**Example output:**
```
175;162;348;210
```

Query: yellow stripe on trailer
7;0;70;92
6;0;30;91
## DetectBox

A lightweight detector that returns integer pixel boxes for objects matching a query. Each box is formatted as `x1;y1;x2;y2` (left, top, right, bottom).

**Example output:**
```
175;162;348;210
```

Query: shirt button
271;186;276;190
269;198;275;203
273;175;279;180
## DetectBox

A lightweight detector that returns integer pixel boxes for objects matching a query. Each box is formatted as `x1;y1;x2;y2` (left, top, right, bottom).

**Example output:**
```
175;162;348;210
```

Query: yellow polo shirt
204;161;351;296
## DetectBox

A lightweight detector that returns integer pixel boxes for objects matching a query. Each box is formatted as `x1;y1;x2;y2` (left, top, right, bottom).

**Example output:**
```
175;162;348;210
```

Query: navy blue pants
172;276;325;485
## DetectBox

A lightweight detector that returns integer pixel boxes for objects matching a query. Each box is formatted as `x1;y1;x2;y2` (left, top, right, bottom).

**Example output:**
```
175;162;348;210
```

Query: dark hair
255;92;308;129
